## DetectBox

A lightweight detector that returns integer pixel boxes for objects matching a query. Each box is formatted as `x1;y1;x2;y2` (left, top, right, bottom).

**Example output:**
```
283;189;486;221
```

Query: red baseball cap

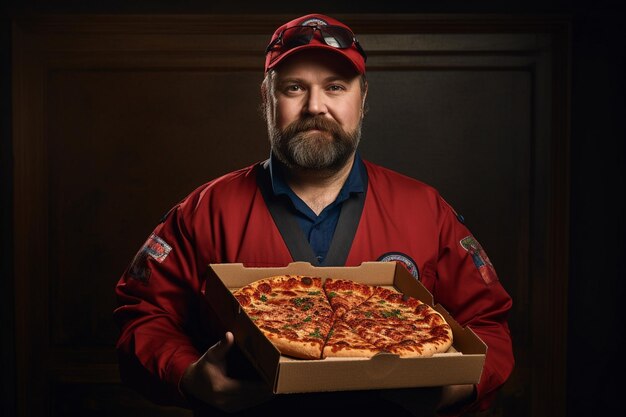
264;14;366;74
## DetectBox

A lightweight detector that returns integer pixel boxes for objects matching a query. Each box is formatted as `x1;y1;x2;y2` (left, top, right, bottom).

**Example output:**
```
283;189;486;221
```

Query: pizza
232;275;453;360
232;276;334;359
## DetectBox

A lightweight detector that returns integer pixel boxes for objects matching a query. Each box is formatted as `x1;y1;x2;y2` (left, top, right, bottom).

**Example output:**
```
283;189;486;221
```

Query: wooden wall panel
12;15;569;417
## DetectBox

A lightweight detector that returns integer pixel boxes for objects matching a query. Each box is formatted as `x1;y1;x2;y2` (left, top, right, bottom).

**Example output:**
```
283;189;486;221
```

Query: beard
268;116;362;172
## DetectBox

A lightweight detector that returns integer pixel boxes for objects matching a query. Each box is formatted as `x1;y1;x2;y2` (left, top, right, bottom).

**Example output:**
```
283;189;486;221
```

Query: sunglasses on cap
265;24;367;62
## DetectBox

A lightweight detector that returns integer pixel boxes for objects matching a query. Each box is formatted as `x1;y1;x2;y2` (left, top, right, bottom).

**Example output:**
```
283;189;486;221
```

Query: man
114;13;514;416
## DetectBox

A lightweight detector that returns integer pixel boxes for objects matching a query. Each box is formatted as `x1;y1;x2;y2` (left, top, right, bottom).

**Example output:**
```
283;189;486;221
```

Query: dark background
1;1;624;417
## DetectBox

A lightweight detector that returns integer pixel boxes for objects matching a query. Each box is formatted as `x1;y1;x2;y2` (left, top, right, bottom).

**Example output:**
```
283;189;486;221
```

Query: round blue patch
377;252;420;279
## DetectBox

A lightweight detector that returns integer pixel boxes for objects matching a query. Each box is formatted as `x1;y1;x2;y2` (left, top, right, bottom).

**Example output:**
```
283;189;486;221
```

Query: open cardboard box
205;261;486;394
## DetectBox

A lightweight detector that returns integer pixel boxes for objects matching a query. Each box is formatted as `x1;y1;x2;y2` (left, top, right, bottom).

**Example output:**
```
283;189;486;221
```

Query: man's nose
303;88;327;116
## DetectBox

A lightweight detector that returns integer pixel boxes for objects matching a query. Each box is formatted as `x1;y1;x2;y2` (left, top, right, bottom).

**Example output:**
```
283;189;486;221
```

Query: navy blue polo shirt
269;154;366;265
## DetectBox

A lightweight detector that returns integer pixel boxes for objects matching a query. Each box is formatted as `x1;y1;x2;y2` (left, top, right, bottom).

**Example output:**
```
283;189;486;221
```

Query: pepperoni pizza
232;275;453;360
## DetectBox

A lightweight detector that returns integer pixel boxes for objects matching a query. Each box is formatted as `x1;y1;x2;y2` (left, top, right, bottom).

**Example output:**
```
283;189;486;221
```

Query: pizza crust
264;332;325;360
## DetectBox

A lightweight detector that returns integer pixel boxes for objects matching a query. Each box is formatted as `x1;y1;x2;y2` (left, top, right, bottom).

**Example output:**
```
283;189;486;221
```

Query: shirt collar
269;152;365;199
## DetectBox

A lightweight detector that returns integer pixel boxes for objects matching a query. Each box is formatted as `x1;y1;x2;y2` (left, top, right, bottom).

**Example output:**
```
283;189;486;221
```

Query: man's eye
286;85;303;92
328;85;346;92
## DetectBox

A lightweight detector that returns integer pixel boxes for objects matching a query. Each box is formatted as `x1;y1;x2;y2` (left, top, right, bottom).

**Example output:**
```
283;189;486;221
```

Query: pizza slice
234;275;333;318
323;278;375;317
252;314;333;359
233;275;335;359
384;326;454;357
343;286;453;357
322;318;380;358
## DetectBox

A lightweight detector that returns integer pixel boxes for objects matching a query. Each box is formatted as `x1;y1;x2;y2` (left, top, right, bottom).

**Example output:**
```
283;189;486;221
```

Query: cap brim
266;43;365;75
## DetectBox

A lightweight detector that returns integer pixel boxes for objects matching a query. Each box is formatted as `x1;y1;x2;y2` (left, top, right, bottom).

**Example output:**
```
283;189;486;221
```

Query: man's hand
181;332;272;413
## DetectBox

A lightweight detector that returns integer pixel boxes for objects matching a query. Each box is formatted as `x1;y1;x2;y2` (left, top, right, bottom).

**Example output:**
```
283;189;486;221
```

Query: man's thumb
206;331;234;361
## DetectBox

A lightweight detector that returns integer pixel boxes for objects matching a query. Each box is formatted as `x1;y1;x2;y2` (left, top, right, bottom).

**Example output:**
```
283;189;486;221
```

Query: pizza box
204;261;486;394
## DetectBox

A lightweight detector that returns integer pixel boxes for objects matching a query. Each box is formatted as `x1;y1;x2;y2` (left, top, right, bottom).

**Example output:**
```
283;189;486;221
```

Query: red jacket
114;159;513;414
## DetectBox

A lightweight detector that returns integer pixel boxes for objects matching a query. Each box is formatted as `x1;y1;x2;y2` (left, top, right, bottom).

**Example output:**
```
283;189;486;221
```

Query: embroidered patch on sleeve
129;233;172;283
460;235;498;284
377;252;420;279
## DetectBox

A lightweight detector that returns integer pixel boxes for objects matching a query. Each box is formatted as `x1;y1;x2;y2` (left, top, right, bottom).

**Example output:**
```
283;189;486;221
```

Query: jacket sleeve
432;196;515;413
113;195;215;407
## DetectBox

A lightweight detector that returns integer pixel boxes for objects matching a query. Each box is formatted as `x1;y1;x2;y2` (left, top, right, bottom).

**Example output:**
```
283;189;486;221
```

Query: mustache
282;116;344;138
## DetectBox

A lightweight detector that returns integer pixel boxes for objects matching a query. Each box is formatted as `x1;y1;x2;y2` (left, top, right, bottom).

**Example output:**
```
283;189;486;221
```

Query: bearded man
115;13;514;417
